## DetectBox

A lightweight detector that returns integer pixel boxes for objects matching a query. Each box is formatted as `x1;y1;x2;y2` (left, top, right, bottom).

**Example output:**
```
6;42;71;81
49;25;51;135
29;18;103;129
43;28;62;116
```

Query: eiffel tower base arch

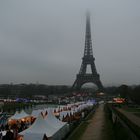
72;74;103;91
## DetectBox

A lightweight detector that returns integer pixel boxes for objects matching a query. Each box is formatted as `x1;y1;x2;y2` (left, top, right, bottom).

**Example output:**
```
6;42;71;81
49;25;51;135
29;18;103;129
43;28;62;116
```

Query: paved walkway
81;104;105;140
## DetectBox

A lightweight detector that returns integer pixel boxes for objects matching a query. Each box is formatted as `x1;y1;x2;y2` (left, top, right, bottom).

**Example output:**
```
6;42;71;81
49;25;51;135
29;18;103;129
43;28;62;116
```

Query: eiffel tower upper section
84;12;93;57
72;12;103;90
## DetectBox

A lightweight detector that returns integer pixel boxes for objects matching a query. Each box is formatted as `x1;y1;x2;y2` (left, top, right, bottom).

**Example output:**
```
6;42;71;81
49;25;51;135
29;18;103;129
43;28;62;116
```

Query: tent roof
20;113;57;137
23;133;44;140
59;111;73;120
31;110;43;118
45;108;66;128
9;110;29;120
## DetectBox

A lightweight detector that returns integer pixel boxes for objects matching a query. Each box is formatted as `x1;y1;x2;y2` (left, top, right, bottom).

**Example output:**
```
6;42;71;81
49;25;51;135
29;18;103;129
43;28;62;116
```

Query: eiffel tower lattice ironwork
72;13;103;90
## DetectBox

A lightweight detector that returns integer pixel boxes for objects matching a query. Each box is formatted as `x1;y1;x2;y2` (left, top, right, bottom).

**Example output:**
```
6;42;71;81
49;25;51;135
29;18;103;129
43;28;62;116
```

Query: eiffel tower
72;12;103;91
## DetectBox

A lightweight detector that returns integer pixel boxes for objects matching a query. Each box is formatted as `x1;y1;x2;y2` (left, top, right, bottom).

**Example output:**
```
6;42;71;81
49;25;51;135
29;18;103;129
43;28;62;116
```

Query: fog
0;0;140;86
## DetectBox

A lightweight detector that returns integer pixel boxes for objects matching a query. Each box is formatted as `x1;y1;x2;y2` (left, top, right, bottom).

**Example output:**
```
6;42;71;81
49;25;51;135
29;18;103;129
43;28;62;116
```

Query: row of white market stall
19;109;68;140
7;100;96;140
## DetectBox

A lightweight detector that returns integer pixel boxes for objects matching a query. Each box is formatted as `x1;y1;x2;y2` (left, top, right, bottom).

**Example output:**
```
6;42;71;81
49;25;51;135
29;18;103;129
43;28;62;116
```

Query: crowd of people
0;129;14;140
0;118;35;140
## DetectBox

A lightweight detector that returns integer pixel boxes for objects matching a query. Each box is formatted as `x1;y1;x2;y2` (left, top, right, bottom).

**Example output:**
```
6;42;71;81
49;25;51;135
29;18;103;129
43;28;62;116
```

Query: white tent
31;109;43;118
20;113;59;140
9;111;19;120
45;108;69;139
45;108;66;127
9;110;29;120
59;111;72;120
23;133;44;140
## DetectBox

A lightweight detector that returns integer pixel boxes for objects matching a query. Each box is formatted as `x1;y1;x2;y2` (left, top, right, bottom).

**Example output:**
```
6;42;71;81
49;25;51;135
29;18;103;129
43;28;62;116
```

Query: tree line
0;84;71;98
0;84;139;104
106;84;140;104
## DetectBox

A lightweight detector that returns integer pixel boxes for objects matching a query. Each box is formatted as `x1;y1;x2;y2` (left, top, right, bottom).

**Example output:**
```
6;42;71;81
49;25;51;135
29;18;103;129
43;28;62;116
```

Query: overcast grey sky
0;0;140;86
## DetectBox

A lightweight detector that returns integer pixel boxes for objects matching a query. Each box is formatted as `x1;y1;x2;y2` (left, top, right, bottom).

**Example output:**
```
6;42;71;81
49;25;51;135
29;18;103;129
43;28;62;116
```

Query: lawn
102;105;115;140
67;121;89;140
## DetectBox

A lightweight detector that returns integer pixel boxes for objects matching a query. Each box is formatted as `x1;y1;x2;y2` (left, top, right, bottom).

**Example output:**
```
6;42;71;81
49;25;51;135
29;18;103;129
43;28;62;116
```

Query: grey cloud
0;0;140;86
